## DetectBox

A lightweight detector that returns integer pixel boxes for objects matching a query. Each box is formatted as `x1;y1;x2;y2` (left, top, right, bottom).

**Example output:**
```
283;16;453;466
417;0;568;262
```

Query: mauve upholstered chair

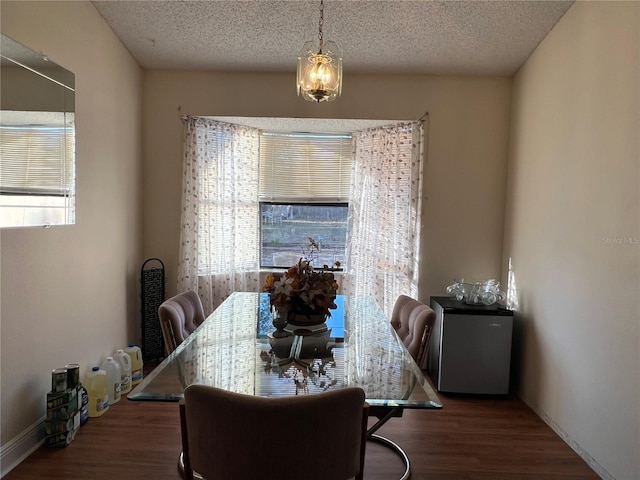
390;294;436;368
158;291;205;356
179;385;368;480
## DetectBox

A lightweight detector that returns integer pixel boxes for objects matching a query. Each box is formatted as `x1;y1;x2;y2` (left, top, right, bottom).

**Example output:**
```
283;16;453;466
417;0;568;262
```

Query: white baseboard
0;416;45;478
521;399;612;480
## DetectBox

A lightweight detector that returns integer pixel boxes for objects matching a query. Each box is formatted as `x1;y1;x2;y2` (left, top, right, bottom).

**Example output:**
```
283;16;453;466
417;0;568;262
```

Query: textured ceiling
92;0;574;76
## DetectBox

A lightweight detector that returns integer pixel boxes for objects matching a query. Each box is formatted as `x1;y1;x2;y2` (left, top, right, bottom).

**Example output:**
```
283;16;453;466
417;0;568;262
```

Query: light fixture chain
318;0;324;52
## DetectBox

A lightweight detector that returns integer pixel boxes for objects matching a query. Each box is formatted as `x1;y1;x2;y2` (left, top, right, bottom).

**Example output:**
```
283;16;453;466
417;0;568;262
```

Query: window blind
0;124;75;195
259;132;353;202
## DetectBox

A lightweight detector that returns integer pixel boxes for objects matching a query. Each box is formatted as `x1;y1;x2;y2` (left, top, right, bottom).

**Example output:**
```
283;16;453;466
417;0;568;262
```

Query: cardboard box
45;388;80;448
44;428;78;448
45;412;80;436
47;388;78;421
47;387;78;410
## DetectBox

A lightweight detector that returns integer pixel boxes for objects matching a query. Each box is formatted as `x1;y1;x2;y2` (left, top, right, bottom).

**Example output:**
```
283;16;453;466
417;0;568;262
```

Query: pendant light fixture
296;0;343;103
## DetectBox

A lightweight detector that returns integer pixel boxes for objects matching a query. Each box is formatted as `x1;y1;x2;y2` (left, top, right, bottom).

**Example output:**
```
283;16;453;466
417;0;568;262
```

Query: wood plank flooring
5;380;600;480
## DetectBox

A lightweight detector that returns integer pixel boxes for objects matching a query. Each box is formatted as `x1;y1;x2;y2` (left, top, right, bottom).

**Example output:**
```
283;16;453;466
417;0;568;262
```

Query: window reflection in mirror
1;34;75;228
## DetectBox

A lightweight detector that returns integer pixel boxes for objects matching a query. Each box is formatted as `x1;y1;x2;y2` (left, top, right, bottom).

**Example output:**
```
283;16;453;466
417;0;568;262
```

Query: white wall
142;72;512;303
504;2;639;479
0;1;143;474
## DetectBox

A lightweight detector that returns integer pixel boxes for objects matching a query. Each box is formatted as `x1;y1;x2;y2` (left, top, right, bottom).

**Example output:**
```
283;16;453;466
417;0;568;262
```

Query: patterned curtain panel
178;117;261;314
343;120;425;317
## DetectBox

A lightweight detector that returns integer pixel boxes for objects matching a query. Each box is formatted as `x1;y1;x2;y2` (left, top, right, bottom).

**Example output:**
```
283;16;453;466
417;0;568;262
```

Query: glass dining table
129;291;442;479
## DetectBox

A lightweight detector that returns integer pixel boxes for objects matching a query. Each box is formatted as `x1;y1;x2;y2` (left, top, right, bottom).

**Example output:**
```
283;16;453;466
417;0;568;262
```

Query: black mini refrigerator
428;296;513;394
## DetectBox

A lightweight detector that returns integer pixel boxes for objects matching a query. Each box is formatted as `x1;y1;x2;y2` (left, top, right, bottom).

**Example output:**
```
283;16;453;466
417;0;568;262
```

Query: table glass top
128;292;442;409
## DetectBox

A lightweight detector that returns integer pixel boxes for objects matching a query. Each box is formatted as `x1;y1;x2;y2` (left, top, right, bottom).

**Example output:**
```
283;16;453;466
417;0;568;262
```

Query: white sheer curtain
343;120;425;317
177;117;261;314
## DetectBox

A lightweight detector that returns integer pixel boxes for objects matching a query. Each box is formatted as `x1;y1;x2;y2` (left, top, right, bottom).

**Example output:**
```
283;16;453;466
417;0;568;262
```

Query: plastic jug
125;344;143;386
84;367;109;417
113;349;132;394
100;357;122;405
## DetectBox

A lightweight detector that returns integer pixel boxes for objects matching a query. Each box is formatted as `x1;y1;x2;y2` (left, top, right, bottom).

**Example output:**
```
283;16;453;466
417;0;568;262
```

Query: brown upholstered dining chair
390;294;436;368
158;291;205;356
363;295;436;479
179;385;369;480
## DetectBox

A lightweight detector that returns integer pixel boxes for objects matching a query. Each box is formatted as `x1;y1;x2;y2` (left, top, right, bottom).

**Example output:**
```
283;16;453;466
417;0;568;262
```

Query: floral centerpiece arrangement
263;237;340;325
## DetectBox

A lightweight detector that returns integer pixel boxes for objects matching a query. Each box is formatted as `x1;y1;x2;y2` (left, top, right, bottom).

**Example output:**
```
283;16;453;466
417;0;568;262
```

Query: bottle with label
125;344;144;386
113;349;132;394
99;357;122;405
78;384;89;425
84;367;109;417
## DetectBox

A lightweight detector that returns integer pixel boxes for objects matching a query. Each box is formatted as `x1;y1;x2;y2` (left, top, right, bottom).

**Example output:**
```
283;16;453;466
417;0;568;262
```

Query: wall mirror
1;34;75;228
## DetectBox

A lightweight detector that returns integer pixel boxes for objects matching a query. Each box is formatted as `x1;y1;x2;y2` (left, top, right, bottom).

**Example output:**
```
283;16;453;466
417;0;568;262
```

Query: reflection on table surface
129;292;442;409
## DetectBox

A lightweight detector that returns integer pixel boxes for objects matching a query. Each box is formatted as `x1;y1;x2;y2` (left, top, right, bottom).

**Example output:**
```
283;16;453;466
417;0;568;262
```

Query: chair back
180;385;368;480
390;294;436;367
158;291;205;355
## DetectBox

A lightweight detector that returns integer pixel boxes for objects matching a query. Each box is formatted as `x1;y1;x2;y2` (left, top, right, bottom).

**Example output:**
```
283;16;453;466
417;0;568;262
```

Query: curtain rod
179;108;429;125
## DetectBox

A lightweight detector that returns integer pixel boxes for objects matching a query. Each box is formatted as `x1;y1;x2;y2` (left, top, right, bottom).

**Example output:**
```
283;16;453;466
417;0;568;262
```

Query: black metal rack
140;258;166;361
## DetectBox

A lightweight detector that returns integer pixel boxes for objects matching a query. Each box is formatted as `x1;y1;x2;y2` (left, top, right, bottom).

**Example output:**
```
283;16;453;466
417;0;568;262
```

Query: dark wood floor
5;378;599;480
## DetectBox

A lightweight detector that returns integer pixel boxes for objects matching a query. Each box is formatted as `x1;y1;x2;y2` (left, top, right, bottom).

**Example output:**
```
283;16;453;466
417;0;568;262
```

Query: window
258;132;352;269
179;116;424;314
260;203;348;268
